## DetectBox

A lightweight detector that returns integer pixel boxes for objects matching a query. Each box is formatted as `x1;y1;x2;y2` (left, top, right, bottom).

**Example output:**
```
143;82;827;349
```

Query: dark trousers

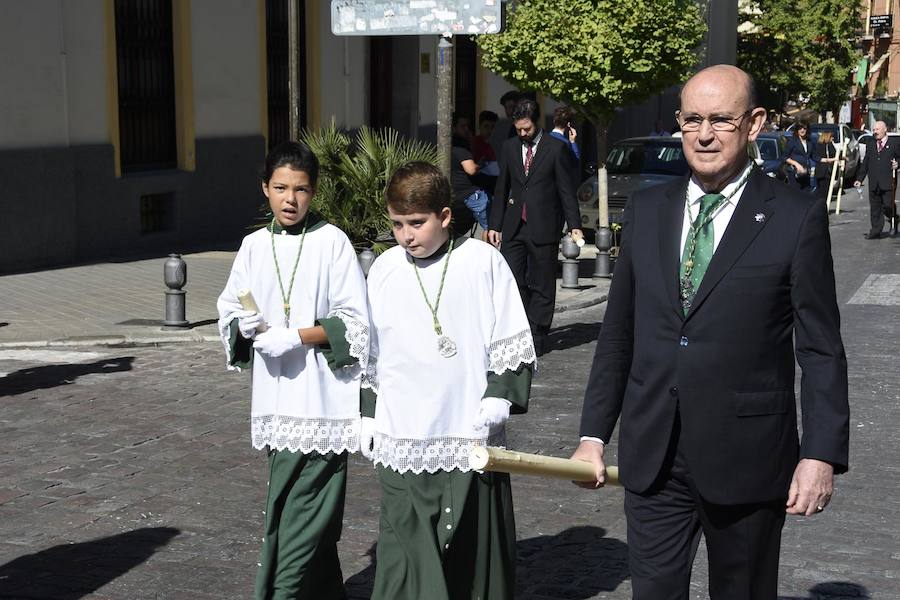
789;170;812;191
868;188;896;235
500;220;558;347
816;178;832;201
624;413;786;600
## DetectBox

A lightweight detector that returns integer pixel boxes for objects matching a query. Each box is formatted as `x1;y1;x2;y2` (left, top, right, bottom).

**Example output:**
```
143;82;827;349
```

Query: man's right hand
854;180;862;187
487;230;502;248
570;439;606;489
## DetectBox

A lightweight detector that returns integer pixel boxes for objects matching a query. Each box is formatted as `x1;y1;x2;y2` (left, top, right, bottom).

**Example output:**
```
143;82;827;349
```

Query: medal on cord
270;216;308;327
411;238;457;358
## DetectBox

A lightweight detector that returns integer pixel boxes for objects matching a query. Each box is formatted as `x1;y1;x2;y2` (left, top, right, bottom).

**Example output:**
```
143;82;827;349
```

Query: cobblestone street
1;191;899;599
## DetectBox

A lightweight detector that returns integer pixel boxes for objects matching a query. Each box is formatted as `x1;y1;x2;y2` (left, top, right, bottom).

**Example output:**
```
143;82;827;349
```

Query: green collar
267;212;326;235
411;234;469;261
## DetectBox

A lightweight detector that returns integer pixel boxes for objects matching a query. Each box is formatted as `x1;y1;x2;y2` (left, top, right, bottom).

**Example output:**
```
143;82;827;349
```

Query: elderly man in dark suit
854;120;900;238
488;99;582;354
572;65;849;599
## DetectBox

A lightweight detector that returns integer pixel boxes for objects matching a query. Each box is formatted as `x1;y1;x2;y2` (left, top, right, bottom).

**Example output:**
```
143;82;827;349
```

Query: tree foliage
476;0;705;231
477;0;706;131
738;0;860;118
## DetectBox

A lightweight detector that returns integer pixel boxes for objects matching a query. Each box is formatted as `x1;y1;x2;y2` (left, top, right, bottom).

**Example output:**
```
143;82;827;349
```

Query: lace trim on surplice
251;415;359;454
327;309;369;372
488;329;537;374
372;430;506;474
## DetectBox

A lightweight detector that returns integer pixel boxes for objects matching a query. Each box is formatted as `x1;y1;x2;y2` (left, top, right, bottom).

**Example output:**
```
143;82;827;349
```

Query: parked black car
752;132;790;182
577;137;688;232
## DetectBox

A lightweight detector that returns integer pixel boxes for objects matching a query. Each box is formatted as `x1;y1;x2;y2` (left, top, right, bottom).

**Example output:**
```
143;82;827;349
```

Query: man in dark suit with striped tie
572;65;848;599
487;99;582;355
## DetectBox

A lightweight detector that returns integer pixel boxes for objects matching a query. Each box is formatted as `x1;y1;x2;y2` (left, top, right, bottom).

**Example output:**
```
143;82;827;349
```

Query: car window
757;139;779;161
606;142;688;176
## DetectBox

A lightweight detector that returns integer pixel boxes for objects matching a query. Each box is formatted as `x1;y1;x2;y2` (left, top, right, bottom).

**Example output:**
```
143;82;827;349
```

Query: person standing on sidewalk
450;114;489;236
572;65;849;599
854;120;900;238
814;130;839;201
217;141;370;599
487;98;583;355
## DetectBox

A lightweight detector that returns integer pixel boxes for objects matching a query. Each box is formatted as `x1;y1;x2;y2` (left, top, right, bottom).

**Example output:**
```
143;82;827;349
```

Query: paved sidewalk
0;243;609;348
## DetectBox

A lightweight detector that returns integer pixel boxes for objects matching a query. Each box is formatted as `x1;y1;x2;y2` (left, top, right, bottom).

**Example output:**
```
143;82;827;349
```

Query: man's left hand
785;458;834;516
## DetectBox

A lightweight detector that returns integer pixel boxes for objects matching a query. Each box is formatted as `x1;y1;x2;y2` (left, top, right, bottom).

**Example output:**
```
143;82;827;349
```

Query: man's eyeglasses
675;110;751;133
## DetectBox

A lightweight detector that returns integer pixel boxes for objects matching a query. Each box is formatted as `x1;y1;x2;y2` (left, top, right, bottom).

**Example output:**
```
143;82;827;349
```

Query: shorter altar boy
362;161;535;600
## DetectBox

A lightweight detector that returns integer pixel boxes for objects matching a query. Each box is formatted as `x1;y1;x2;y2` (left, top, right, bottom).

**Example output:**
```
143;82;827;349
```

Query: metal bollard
560;235;581;288
593;227;613;279
358;248;376;277
162;253;189;329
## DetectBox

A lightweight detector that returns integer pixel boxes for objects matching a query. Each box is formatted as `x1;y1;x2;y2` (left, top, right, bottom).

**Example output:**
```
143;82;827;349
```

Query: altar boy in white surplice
361;162;536;600
216;141;369;600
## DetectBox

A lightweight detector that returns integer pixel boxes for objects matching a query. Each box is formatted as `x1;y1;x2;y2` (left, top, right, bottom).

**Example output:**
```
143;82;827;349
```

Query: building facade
0;0;737;272
856;0;900;129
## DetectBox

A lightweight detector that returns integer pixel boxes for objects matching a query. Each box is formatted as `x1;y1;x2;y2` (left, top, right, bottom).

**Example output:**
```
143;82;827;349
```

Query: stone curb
555;288;609;313
0;331;221;349
0;282;611;348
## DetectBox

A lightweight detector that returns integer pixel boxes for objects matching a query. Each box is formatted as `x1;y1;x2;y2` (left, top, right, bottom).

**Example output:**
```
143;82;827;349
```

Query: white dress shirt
580;161;754;447
680;160;754;255
520;129;543;165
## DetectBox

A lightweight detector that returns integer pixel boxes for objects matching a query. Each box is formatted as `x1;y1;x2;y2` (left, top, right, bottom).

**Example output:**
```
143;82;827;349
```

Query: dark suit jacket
579;169;849;505
489;132;581;244
784;136;817;173
856;136;900;192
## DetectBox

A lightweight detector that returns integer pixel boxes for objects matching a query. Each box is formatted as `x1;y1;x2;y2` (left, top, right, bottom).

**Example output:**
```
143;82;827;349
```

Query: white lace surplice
365;239;535;474
216;223;369;454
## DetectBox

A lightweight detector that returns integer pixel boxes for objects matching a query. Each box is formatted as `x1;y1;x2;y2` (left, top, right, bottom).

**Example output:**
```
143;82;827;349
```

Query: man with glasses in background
572;65;849;599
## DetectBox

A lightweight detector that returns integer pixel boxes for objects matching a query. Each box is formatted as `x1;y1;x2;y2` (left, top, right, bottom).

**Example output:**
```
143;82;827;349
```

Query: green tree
477;0;705;233
738;0;860;120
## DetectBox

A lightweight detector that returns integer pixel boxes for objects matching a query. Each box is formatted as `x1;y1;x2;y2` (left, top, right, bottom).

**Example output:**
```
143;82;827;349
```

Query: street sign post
330;1;504;177
331;0;501;36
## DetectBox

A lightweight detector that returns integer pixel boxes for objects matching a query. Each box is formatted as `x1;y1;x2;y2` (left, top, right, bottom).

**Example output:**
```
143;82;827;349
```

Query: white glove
253;327;303;357
236;310;266;339
359;417;376;460
472;397;511;434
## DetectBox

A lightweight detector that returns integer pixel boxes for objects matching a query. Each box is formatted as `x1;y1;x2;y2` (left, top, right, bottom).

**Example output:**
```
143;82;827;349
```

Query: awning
785;107;818;119
869;53;888;78
855;57;869;85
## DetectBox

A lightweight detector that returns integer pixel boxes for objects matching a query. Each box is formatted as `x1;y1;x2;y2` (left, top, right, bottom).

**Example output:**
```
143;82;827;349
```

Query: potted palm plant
300;121;439;272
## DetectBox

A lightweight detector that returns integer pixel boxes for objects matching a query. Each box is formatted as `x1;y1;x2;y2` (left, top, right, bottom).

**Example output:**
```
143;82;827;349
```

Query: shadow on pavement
0;527;179;599
344;544;376;599
343;526;628;600
779;581;871;599
517;526;628;598
0;357;134;397
545;322;603;354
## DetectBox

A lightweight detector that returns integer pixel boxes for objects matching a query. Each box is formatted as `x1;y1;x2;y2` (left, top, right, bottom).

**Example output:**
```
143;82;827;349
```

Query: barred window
114;0;177;172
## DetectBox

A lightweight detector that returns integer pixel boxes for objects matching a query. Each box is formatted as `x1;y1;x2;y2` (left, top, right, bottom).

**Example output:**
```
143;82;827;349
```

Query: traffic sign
331;0;502;36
